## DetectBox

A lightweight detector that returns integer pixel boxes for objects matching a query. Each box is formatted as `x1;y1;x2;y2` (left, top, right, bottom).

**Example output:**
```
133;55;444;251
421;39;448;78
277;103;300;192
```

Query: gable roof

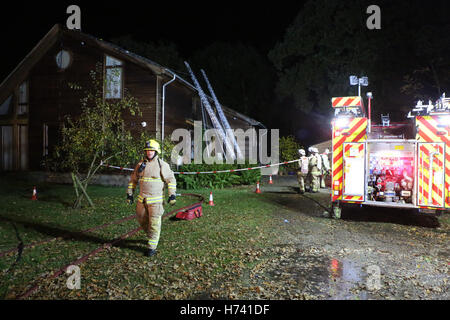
0;24;264;127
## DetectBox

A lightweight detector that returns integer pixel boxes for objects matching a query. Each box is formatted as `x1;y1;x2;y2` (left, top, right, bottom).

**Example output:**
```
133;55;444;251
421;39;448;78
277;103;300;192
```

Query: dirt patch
214;176;449;300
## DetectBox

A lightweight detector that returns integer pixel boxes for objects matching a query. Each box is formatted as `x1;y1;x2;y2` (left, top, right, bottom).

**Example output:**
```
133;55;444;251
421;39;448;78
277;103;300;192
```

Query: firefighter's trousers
320;172;327;189
310;172;321;192
297;171;308;192
136;201;164;250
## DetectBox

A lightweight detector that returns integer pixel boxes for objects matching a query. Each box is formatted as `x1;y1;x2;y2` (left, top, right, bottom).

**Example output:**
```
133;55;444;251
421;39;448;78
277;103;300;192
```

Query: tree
54;64;141;209
109;35;185;73
190;42;276;120
279;135;301;174
269;0;450;121
269;0;380;115
401;25;450;101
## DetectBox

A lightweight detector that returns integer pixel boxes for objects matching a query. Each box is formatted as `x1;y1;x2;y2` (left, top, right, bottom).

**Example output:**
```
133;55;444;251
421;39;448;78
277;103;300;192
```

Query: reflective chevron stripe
332;117;367;202
416;115;449;208
332;96;362;108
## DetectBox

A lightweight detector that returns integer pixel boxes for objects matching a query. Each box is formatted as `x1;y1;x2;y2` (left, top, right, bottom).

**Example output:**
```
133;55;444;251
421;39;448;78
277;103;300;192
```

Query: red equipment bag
175;204;202;221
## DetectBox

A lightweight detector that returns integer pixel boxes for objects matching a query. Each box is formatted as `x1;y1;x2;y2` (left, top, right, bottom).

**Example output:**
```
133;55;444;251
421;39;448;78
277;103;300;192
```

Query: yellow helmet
143;139;161;154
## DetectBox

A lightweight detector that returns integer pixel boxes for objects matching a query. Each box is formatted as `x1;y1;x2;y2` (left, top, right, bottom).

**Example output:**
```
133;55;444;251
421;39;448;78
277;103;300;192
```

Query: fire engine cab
330;94;450;218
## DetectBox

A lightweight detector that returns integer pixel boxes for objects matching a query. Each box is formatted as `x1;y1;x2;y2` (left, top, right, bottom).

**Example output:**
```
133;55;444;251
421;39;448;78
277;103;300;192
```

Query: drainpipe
161;74;177;153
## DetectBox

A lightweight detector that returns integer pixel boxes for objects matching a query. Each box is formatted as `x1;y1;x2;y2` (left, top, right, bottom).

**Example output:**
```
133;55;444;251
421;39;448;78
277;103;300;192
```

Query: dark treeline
1;1;448;146
110;0;449;145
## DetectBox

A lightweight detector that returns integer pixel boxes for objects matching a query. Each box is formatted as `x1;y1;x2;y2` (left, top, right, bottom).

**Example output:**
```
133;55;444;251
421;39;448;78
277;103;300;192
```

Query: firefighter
306;147;314;191
320;149;331;188
297;149;309;194
309;147;322;193
127;140;177;257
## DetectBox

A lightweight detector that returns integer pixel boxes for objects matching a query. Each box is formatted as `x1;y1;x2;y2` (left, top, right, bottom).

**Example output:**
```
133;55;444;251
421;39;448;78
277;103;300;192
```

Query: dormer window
105;55;123;99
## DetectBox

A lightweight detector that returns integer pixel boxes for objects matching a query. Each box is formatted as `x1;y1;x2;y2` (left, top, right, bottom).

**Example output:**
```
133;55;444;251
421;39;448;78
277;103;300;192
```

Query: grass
0;175;282;300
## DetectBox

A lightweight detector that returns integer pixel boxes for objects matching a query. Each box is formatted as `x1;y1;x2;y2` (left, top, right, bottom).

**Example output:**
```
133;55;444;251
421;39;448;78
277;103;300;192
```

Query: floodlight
359;77;369;86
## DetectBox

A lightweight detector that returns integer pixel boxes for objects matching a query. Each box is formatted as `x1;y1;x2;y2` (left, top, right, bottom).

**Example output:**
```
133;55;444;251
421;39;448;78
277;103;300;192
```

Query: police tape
99;159;301;175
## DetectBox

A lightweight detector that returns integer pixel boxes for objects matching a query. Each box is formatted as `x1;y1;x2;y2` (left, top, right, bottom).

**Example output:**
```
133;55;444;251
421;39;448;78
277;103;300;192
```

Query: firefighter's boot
332;205;342;219
146;248;157;257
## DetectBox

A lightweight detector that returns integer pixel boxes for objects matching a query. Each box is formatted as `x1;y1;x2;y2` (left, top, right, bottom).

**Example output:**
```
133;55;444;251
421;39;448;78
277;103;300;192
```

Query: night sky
0;1;305;81
2;1;448;146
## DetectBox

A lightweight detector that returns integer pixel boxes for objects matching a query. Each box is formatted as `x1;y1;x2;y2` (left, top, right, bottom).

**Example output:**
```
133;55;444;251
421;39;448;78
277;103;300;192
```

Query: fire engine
330;93;450;218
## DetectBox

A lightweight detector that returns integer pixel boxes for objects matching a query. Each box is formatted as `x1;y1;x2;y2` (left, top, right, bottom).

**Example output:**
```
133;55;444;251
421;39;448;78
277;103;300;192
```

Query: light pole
349;75;368;97
366;92;373;133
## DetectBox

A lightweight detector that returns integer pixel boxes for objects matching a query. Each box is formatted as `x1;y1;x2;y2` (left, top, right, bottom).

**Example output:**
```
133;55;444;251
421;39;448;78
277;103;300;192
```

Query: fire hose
13;193;204;299
0;214;137;258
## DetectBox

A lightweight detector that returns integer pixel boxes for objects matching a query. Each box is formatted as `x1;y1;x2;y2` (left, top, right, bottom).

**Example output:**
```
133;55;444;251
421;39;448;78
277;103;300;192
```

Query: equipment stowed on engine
330;93;450;217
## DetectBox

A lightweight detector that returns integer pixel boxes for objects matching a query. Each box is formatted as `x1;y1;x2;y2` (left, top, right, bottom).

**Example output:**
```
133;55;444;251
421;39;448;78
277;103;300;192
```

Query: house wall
23;34;160;170
0;27;263;171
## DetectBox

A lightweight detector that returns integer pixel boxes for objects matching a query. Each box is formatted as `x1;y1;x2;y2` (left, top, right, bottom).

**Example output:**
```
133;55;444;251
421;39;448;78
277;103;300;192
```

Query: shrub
279;136;302;174
176;163;261;189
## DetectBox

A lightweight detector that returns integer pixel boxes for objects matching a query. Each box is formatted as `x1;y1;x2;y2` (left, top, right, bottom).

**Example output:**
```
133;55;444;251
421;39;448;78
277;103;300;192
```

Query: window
0;96;12;115
17;81;28;115
105;55;123;99
56;50;72;70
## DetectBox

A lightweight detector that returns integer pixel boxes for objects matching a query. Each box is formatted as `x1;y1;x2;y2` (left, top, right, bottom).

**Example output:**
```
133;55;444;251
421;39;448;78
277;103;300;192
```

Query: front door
418;143;445;207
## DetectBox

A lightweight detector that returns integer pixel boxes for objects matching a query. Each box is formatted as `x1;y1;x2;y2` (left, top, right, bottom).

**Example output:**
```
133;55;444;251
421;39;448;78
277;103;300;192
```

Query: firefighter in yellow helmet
126;140;177;257
297;149;309;194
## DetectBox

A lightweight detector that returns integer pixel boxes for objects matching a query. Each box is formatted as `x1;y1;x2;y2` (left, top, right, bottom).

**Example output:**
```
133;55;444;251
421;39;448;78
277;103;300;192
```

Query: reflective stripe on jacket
127;155;177;198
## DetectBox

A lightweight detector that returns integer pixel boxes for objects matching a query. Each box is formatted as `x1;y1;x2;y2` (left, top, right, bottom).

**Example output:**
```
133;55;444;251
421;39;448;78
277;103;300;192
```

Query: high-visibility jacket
127;155;176;204
321;153;330;172
298;156;309;175
309;154;322;175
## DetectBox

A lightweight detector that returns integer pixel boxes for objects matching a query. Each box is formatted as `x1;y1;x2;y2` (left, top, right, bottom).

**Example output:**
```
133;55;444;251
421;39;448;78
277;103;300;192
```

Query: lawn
0;175;282;299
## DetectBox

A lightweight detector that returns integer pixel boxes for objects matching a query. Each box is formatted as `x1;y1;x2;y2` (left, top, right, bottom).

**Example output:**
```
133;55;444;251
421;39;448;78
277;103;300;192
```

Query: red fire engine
330;94;450;218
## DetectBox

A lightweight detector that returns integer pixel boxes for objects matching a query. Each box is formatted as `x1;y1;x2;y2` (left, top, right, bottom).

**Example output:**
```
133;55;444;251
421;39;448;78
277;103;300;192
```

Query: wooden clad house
0;24;264;171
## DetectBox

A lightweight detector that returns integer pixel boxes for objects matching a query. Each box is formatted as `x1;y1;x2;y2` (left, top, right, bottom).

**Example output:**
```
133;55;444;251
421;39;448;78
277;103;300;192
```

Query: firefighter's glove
168;194;176;206
126;194;134;205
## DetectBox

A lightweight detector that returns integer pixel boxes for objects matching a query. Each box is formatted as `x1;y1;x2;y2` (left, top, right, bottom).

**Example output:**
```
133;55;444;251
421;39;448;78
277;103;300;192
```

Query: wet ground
209;176;449;300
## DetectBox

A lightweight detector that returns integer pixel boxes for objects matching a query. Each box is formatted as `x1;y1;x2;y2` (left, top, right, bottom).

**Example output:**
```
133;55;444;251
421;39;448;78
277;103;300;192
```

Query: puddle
327;258;368;300
265;251;370;299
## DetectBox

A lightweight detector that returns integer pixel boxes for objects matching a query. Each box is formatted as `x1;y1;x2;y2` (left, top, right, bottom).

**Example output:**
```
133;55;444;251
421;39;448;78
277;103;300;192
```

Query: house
0;24;264;171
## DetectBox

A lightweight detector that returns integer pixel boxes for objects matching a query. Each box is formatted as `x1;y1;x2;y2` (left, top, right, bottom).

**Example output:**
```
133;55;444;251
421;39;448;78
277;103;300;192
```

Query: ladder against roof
184;61;236;161
200;69;243;160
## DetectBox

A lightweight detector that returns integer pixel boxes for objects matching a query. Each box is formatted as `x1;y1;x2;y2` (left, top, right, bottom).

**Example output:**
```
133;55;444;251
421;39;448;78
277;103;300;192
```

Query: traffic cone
208;192;215;206
31;186;37;200
255;181;261;194
269;175;273;184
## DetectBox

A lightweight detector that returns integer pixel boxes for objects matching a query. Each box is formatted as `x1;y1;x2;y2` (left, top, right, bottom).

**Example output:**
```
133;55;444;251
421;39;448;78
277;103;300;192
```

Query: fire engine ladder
200;69;243;160
184;61;236;160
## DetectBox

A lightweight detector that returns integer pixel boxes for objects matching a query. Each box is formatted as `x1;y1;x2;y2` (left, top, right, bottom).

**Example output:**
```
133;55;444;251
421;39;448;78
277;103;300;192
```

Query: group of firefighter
296;147;331;194
125;139;332;257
